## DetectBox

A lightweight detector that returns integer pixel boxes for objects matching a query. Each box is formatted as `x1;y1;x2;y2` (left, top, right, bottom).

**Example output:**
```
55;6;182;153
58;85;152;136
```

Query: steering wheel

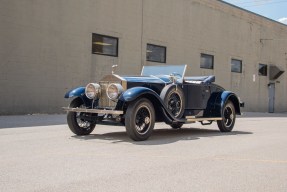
169;72;182;83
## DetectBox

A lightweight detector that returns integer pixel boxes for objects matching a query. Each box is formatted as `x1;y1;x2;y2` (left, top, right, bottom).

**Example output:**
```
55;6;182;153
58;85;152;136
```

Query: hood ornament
112;65;118;74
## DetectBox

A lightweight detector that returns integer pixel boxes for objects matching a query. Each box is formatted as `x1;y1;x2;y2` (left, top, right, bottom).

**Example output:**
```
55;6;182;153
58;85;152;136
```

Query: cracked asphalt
0;112;287;192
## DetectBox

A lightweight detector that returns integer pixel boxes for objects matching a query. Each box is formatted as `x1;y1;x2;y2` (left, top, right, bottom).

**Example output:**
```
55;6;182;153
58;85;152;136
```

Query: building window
200;53;214;69
92;33;118;57
146;44;166;63
231;59;242;73
259;64;267;76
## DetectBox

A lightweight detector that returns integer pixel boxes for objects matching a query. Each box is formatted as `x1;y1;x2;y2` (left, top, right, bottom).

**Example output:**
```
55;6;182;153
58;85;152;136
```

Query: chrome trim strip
62;107;124;115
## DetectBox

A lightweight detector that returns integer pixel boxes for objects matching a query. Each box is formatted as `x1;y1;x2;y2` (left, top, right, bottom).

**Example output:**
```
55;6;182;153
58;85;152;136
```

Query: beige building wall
0;0;286;115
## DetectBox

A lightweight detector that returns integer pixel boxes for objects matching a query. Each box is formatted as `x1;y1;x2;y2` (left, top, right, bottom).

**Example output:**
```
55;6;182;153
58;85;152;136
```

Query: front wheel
67;98;95;135
125;98;155;141
217;101;236;132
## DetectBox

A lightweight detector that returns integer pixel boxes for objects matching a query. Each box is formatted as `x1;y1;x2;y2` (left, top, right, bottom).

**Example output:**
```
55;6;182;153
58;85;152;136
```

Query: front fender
119;87;161;103
65;87;85;98
64;87;92;106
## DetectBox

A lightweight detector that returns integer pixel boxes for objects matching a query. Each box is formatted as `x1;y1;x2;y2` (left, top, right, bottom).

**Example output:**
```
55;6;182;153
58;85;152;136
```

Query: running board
185;116;222;123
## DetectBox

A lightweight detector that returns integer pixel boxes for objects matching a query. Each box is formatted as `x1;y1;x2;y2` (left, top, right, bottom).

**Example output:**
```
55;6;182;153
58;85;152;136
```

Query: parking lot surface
1;112;287;192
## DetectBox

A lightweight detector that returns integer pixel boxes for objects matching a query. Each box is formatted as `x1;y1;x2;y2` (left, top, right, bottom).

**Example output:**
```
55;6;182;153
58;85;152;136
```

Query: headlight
85;83;101;99
106;83;123;100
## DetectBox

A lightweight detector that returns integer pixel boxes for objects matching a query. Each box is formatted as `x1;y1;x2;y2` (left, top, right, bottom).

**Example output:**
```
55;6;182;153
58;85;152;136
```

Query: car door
185;84;211;109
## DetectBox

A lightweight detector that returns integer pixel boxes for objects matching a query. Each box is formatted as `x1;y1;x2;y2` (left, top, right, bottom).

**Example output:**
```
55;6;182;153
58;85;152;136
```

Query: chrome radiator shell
97;74;126;109
98;81;118;108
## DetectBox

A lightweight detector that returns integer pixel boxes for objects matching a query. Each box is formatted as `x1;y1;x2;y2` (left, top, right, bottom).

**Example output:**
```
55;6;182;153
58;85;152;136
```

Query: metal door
268;83;275;113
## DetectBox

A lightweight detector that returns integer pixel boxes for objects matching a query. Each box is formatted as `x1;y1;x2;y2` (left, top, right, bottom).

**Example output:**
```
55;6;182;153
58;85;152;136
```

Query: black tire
125;98;155;141
217;101;236;132
160;85;185;119
67;97;95;135
170;122;183;129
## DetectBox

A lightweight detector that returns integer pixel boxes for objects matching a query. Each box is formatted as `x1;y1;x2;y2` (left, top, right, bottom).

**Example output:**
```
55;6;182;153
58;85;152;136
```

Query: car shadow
72;127;252;145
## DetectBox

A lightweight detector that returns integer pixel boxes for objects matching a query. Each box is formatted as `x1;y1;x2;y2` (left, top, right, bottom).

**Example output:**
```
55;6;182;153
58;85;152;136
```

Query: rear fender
64;87;92;106
214;91;241;116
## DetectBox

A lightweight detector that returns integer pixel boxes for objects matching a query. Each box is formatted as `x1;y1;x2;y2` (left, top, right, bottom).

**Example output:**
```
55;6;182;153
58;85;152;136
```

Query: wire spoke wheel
75;105;92;129
67;98;95;135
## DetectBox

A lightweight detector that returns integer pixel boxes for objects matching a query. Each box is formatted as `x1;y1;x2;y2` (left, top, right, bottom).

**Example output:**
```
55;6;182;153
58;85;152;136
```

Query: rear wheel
125;98;155;141
217;101;236;132
67;98;95;135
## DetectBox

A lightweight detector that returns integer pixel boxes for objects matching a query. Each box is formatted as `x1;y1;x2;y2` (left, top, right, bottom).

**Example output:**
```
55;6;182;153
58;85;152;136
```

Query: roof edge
218;0;287;27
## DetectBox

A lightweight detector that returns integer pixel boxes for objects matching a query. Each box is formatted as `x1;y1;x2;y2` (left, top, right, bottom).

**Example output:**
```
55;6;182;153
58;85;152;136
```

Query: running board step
185;116;222;123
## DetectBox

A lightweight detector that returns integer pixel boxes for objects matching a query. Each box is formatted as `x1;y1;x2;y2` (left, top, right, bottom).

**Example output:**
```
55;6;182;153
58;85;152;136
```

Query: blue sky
223;0;287;24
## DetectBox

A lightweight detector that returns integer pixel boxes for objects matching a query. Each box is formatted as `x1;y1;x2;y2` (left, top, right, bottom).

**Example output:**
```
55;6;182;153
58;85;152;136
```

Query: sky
222;0;287;25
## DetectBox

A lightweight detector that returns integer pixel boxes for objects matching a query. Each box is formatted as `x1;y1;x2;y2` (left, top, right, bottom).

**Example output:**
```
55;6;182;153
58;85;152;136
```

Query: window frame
200;53;214;69
258;63;268;76
92;33;119;57
231;59;242;73
146;44;167;63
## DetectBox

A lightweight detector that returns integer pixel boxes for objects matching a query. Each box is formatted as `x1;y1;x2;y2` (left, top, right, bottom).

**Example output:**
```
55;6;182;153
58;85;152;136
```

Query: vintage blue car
63;65;244;141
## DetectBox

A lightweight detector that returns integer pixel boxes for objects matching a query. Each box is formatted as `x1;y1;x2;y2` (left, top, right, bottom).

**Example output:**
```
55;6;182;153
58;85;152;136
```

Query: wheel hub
135;105;151;134
168;92;182;117
144;117;150;124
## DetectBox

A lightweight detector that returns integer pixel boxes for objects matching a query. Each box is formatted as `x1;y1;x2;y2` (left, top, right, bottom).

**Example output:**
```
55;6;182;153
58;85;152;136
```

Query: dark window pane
200;54;214;69
146;44;166;63
231;59;242;73
259;64;267;76
92;34;118;57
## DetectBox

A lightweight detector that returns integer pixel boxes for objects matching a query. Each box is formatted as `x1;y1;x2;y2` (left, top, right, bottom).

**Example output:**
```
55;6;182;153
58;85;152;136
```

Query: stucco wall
0;0;286;114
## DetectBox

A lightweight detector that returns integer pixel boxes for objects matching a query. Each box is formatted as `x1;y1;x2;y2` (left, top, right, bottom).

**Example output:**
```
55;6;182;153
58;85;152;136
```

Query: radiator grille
98;81;119;108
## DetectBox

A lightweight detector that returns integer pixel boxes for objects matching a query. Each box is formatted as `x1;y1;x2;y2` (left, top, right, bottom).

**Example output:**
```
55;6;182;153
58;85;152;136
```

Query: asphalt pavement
0;112;287;192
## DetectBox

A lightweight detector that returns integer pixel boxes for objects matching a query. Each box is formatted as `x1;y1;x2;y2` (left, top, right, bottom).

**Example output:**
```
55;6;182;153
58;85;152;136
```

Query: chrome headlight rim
85;83;101;100
106;83;124;100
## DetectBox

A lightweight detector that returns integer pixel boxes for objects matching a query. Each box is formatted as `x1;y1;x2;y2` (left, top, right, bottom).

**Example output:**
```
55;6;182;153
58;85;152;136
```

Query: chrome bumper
62;107;124;115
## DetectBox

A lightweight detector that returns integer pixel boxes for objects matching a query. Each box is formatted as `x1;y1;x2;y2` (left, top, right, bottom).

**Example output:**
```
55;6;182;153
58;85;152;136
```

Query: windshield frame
141;65;187;83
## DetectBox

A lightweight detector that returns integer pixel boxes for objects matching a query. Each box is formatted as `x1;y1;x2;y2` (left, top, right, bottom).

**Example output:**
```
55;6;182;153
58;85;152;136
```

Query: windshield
141;65;186;83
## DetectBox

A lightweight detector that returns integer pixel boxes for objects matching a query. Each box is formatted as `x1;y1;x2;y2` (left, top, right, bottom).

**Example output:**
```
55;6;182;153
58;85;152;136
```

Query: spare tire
160;84;185;119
